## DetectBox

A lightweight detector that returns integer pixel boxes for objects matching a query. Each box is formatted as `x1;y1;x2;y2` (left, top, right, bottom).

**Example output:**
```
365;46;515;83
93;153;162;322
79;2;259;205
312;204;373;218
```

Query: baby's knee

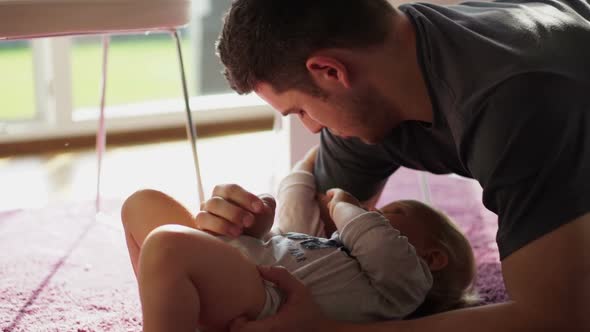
139;225;191;269
121;189;165;224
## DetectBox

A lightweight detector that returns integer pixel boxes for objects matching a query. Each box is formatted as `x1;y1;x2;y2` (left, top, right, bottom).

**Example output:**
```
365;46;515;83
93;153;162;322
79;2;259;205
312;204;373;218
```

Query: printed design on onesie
285;232;345;250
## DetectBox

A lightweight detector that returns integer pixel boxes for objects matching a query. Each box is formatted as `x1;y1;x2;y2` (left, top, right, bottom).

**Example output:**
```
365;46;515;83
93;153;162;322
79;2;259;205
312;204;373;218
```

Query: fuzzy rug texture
0;168;507;331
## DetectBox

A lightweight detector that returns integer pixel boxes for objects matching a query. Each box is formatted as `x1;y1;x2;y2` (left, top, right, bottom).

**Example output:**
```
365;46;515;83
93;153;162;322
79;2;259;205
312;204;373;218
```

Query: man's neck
373;11;434;124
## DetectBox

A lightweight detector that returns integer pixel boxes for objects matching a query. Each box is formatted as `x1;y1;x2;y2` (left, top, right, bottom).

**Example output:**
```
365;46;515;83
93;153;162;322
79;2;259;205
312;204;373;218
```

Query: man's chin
332;131;382;145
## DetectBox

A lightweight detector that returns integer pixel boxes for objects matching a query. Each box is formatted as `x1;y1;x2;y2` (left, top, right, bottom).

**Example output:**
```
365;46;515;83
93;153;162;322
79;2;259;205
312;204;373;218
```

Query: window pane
71;31;197;110
0;41;36;121
71;0;234;111
199;0;233;95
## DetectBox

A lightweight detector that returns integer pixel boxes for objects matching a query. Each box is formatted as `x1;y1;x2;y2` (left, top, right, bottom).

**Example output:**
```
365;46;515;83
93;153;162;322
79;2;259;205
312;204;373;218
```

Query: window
71;33;199;110
0;41;36;122
0;0;268;145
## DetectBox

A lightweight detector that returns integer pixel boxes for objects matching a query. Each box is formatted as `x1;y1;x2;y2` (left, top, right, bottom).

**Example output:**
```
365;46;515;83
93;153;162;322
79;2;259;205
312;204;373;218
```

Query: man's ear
423;248;449;271
306;55;351;90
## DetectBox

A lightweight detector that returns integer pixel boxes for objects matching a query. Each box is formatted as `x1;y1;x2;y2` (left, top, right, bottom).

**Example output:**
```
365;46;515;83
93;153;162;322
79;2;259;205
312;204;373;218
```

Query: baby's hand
326;188;362;219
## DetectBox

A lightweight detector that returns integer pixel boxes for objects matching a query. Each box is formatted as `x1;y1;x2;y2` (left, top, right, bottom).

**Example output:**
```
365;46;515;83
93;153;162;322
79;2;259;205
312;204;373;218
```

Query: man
196;0;590;330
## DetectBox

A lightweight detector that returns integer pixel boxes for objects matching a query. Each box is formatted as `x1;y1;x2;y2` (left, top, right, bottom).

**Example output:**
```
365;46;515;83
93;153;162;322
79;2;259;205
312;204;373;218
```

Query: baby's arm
272;171;326;237
332;202;433;318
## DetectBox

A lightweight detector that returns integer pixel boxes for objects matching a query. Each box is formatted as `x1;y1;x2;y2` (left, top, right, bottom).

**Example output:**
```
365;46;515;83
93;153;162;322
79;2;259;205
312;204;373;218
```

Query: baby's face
378;201;430;254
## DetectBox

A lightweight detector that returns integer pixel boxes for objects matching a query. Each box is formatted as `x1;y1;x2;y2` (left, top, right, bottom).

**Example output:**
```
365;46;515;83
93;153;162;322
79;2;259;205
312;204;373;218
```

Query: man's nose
300;116;323;134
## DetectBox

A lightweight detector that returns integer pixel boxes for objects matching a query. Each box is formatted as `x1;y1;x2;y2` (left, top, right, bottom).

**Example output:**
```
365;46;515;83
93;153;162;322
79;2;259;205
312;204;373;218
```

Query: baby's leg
121;189;197;277
139;224;267;332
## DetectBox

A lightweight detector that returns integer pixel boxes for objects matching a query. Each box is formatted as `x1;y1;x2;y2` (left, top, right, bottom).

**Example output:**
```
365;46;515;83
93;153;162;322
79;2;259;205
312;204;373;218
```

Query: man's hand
229;266;334;332
196;184;275;238
243;194;276;239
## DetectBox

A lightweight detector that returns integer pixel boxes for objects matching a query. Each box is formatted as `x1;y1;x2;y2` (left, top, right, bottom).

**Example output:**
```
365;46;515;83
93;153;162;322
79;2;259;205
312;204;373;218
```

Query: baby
121;154;477;332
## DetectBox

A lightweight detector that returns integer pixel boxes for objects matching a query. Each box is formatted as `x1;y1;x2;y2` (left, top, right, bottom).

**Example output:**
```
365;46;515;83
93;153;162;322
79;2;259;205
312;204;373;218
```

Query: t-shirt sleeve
314;129;400;201
464;73;590;260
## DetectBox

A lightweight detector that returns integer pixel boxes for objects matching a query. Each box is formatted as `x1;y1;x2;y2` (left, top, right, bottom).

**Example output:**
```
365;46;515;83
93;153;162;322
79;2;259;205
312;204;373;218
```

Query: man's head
217;0;394;95
217;0;403;144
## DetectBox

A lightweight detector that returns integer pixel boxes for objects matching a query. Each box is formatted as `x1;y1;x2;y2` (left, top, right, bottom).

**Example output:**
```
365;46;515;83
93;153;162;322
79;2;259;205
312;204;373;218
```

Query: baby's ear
423;248;449;271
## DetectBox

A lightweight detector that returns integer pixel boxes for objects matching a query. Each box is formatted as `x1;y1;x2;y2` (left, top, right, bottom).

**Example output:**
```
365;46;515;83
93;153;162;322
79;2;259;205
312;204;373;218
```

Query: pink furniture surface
0;0;191;40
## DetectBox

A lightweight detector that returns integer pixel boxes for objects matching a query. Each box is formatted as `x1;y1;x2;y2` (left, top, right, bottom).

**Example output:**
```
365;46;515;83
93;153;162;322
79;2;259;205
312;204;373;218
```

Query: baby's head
378;199;478;316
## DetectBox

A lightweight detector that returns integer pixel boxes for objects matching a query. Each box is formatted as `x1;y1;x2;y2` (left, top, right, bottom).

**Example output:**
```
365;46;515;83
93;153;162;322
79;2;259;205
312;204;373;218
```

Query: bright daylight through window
0;0;265;143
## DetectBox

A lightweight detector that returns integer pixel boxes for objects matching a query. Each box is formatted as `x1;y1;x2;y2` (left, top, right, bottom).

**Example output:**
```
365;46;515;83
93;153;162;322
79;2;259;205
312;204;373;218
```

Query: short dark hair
216;0;395;95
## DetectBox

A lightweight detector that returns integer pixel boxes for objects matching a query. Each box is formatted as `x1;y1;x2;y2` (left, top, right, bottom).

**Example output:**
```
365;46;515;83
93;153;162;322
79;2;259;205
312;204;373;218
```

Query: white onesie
221;171;433;322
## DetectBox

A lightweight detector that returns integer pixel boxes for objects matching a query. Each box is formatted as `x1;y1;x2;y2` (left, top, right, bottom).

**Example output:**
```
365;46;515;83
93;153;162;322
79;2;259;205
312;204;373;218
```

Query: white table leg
95;35;109;212
173;29;205;206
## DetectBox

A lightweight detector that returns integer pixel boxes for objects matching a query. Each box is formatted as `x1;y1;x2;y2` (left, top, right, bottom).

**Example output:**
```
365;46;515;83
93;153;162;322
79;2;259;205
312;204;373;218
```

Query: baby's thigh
172;229;268;329
121;189;196;246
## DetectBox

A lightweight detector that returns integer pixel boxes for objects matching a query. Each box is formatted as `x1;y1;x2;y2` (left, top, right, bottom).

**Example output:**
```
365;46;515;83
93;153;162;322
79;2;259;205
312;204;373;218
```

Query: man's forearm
331;302;560;332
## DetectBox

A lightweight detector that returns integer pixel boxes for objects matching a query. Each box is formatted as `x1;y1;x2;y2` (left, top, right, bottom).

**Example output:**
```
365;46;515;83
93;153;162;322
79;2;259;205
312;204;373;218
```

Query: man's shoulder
461;72;589;185
402;0;590;119
484;72;590;112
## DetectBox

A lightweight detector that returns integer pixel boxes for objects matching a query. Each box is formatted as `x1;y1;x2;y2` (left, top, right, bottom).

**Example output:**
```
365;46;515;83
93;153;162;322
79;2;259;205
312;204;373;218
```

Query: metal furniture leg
95;35;110;212
172;29;205;205
419;171;432;205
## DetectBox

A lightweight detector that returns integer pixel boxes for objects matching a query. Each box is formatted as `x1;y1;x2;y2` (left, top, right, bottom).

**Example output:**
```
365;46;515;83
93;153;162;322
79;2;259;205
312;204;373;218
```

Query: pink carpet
0;168;507;331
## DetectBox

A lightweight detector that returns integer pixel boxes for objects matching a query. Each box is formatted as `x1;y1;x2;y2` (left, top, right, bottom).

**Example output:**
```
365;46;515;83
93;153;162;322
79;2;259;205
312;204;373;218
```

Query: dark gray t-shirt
314;0;590;259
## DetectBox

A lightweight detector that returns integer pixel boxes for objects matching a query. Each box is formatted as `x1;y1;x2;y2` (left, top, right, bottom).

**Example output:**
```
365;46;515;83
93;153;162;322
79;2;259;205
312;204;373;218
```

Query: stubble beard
351;85;397;145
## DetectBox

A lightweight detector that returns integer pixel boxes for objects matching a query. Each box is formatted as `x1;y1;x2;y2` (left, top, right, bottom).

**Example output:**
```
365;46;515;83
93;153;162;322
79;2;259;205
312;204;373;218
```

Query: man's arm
230;212;590;332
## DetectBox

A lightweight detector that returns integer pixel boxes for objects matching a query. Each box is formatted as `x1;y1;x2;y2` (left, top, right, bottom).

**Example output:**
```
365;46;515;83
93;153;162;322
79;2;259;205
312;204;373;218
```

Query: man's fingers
258;194;276;212
200;196;255;228
194;211;243;237
211;184;264;213
230;265;325;332
229;315;277;332
229;316;248;332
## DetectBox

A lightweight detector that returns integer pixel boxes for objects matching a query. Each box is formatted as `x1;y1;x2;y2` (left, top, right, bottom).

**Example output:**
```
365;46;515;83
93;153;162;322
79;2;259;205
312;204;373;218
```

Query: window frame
0;18;270;145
